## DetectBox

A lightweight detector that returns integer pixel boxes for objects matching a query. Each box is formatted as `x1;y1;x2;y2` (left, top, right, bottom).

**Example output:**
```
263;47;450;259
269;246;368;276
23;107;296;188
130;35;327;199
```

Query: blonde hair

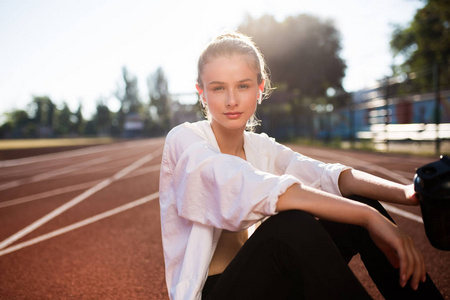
197;31;272;131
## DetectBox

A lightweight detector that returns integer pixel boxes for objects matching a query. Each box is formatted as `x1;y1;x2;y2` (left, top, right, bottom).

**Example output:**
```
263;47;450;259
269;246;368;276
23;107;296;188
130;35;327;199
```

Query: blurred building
124;113;145;138
170;93;203;127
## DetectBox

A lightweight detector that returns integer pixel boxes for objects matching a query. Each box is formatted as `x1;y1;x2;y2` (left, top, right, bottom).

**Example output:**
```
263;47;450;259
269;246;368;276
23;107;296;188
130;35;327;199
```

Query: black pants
202;196;443;300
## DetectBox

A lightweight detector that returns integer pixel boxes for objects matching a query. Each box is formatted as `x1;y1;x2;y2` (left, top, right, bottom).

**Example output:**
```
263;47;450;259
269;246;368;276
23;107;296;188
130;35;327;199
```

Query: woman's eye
238;84;249;89
213;86;224;91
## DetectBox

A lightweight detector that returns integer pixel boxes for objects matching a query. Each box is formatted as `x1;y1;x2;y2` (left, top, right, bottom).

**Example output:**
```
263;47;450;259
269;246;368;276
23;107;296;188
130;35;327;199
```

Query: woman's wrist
360;205;384;229
386;183;418;206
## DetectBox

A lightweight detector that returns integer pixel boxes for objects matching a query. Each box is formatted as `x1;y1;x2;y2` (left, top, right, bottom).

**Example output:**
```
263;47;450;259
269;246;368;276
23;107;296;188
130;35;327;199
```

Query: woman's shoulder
245;131;295;160
167;121;209;142
165;120;216;153
245;130;276;147
243;131;282;161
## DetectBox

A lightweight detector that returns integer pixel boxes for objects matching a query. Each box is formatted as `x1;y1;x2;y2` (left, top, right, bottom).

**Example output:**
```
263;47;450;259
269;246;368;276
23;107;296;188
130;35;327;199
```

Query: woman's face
197;54;264;132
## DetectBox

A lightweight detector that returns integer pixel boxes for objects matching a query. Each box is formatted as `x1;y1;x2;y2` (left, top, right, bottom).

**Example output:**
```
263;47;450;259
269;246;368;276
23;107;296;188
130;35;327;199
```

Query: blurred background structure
1;0;448;155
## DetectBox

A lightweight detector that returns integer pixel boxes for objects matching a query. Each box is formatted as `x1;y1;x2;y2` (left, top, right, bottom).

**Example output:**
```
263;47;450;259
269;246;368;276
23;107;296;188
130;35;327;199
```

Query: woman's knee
262;210;317;234
252;210;336;248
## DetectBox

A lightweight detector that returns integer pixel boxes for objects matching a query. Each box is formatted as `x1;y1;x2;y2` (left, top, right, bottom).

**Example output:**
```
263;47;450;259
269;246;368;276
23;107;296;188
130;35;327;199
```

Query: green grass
0;138;115;150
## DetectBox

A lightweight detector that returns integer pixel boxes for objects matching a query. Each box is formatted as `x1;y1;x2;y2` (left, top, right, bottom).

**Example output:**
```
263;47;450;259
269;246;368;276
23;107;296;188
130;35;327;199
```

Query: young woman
159;32;443;300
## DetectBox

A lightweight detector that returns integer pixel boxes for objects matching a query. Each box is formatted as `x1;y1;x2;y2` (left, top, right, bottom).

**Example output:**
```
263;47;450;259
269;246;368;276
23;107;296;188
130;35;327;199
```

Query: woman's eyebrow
207;81;225;85
207;78;253;85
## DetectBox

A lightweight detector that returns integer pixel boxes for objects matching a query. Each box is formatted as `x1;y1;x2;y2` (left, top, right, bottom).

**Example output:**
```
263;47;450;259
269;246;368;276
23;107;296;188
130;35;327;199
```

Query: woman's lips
224;112;243;119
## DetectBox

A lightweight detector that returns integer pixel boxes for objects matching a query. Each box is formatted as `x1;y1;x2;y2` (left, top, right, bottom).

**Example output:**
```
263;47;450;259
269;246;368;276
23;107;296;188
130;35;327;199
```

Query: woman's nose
226;91;238;107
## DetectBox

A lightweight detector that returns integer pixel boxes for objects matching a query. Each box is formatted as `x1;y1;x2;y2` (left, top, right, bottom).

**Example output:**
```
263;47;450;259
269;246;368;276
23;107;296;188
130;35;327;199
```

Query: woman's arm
338;169;419;206
276;183;426;290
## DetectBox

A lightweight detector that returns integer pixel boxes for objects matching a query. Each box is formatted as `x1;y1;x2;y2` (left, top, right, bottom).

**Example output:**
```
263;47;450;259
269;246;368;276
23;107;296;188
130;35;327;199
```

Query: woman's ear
258;80;265;104
195;83;203;96
258;80;265;93
196;83;206;107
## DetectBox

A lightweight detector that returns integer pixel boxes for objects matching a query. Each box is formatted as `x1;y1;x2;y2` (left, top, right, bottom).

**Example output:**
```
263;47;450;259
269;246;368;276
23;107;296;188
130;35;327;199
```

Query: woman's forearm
338;169;417;205
276;183;379;228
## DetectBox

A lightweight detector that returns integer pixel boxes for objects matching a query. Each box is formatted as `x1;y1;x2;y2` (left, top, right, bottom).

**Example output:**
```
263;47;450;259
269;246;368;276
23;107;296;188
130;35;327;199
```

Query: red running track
0;139;448;299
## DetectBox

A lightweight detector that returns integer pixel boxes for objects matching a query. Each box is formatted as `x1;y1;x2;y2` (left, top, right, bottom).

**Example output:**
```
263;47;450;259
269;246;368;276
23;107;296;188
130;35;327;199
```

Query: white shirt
159;121;349;300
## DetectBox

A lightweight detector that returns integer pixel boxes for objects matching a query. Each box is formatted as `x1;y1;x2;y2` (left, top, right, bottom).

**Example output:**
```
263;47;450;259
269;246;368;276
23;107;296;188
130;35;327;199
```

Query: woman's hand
404;183;420;206
365;212;426;290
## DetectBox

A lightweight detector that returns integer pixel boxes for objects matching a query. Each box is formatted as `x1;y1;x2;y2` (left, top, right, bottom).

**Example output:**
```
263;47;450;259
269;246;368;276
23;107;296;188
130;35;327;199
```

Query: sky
0;0;424;121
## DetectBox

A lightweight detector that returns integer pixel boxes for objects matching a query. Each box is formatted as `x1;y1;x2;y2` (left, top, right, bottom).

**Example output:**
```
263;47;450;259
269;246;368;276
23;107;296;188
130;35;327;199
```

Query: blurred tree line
0;66;173;139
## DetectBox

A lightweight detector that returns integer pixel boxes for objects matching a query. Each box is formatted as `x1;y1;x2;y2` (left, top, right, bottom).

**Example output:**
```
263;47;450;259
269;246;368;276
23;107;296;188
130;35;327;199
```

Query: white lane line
382;203;424;224
0;192;159;257
301;148;411;184
392;169;415;180
0;164;162;209
0;181;100;209
0;156;112;192
123;164;161;178
355;163;411;185
0;139;162;168
0;151;158;250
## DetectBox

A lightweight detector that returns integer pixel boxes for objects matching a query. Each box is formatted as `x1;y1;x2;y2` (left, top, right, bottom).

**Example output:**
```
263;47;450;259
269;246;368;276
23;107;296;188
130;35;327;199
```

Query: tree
0;121;13;138
8;110;30;127
95;100;112;136
55;102;72;136
239;14;346;97
148;67;171;135
72;103;84;136
30;96;55;137
115;66;142;134
238;14;347;137
391;0;450;91
1;97;85;138
3;109;34;138
31;96;54;127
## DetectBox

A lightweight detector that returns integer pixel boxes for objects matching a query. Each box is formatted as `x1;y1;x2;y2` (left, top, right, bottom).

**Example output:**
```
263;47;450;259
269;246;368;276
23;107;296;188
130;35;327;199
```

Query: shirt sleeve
266;137;351;196
165;126;301;232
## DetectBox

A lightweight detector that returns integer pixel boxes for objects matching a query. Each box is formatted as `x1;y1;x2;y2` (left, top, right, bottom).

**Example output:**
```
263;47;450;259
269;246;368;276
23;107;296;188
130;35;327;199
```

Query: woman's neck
210;123;246;159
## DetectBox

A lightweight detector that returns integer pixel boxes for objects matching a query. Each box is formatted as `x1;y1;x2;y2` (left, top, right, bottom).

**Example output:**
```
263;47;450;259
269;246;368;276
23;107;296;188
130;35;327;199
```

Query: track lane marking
0;156;112;191
381;203;423;224
0;164;161;209
0;192;159;257
0;139;163;168
0;181;101;208
0;192;423;257
0;150;160;250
